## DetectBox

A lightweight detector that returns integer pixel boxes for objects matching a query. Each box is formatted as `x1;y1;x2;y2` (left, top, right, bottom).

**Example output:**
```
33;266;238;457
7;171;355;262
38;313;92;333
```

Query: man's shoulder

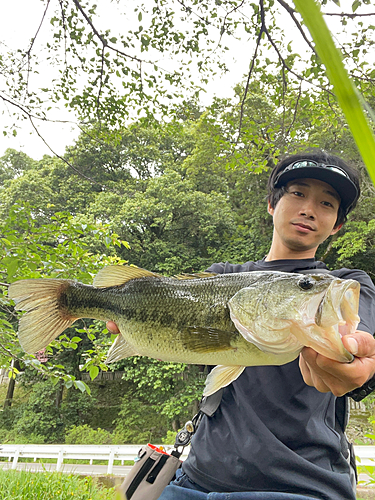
330;267;374;287
206;261;258;274
206;258;326;274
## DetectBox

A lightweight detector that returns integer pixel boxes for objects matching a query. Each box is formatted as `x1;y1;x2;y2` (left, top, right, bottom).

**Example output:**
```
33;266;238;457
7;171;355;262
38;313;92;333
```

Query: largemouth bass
8;265;360;395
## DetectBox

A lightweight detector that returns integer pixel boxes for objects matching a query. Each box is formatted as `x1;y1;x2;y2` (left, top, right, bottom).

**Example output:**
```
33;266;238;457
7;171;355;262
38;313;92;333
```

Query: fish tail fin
203;365;246;397
8;279;77;354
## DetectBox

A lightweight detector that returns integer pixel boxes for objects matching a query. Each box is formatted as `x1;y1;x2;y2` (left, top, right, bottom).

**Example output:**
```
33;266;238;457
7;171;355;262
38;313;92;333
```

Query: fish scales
64;274;262;331
58;274;278;365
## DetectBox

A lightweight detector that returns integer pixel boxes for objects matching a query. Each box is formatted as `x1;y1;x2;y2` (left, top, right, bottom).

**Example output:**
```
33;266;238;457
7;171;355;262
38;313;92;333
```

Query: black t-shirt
182;258;375;500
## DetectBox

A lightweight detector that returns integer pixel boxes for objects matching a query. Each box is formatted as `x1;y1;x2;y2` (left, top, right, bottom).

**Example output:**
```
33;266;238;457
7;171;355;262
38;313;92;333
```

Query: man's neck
265;244;318;262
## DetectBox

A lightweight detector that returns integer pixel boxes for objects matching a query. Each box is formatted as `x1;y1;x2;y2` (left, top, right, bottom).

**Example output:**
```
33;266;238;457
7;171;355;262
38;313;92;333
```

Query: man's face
268;177;342;255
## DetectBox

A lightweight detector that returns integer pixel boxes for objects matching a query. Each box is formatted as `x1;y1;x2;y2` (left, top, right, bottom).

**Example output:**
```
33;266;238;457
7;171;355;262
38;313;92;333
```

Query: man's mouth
292;222;316;232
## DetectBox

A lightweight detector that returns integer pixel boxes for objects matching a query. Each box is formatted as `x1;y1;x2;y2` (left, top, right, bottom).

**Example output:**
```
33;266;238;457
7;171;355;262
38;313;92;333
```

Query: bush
65;424;116;445
0;429;46;444
12;380;64;442
114;396;169;444
161;430;178;445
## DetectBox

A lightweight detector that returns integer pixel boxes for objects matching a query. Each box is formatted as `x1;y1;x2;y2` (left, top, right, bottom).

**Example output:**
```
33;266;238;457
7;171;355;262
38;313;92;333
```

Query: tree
2;0;375;164
0;203;127;406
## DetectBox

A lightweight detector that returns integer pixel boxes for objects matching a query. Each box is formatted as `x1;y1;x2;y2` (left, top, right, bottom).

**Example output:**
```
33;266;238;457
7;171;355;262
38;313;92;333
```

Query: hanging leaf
294;0;375;187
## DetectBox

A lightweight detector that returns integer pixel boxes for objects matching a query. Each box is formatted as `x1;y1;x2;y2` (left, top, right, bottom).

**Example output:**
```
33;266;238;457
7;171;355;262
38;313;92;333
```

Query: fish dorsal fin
93;265;161;288
174;272;217;280
105;334;139;363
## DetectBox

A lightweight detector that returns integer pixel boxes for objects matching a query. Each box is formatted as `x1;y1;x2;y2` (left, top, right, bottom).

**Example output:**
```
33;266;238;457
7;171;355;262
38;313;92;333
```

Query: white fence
1;444;375;475
0;444;190;475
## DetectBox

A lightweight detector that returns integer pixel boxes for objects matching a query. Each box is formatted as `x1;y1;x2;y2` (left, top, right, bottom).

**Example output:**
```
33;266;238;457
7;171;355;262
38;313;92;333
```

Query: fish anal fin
180;327;238;353
174;272;217;280
93;265;161;288
203;365;246;396
105;334;139;363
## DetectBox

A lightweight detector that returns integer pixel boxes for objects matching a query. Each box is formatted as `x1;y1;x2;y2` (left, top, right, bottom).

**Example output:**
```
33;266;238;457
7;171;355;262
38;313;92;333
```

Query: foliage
1;36;375;441
65;424;119;445
0;470;115;500
0;202;127;396
118;358;205;421
113;395;169;444
161;430;178;445
9;380;65;442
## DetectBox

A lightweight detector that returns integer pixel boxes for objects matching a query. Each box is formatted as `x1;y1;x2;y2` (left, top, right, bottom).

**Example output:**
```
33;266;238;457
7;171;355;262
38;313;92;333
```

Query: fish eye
298;277;315;290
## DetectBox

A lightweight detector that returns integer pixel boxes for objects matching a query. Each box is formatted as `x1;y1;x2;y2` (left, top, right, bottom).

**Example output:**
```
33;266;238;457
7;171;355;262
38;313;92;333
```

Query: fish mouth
316;279;360;331
305;279;360;362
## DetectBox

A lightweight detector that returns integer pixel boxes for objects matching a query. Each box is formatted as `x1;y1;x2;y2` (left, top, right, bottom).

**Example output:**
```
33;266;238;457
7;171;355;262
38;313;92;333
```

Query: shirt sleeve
330;268;375;335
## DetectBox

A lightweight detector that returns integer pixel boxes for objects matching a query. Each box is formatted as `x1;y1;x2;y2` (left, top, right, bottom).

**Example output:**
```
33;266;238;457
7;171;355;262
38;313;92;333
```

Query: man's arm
299;330;375;397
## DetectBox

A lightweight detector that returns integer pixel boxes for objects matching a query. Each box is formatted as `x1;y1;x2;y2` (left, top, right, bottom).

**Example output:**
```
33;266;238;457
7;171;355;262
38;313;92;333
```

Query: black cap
273;160;359;215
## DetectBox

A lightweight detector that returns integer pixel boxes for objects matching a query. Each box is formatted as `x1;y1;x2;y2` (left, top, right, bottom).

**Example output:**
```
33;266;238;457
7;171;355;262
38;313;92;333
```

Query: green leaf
89;365;99;381
70;337;82;343
294;0;375;187
7;258;19;280
352;0;361;12
74;380;86;392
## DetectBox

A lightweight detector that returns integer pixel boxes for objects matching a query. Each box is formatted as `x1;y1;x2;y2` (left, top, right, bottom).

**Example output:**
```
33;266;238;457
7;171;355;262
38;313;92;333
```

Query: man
108;151;375;500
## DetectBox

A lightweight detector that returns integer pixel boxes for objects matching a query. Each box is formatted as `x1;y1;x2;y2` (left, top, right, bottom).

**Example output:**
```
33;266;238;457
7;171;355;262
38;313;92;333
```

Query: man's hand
107;321;120;335
299;330;375;396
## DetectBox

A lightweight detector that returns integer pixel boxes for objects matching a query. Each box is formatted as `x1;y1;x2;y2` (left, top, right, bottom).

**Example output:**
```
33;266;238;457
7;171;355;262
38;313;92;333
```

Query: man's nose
299;200;316;219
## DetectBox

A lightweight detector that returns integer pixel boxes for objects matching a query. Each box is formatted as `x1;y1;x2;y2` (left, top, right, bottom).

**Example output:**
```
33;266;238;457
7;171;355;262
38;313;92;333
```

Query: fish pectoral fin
180;327;238;353
203;365;246;396
105;334;139;364
93;265;161;288
173;272;217;280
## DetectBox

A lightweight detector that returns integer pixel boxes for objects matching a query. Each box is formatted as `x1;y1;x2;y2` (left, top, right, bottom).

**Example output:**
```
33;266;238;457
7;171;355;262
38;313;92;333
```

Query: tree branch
323;12;375;18
218;0;246;46
72;0;143;63
96;44;106;117
236;20;264;143
276;0;317;56
26;0;51;94
285;81;302;138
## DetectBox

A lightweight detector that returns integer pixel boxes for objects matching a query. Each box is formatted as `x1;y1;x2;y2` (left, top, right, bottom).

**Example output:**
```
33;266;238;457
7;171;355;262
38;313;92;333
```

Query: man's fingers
342;330;375;357
300;341;375;396
106;321;120;334
299;355;331;393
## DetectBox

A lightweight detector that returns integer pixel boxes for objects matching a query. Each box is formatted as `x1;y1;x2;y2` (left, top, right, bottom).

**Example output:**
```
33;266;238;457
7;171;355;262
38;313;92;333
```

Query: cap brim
274;166;358;212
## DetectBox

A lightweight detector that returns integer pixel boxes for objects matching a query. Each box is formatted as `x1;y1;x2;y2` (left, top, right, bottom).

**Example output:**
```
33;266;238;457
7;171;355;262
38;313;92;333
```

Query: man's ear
330;223;343;235
267;201;274;216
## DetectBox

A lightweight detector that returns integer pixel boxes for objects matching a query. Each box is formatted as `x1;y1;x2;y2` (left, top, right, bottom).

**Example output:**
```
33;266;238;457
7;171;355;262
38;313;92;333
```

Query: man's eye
292;191;304;197
321;201;334;208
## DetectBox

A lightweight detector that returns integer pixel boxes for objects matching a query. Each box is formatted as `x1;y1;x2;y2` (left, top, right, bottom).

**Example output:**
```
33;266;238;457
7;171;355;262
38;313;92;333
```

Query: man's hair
267;150;360;227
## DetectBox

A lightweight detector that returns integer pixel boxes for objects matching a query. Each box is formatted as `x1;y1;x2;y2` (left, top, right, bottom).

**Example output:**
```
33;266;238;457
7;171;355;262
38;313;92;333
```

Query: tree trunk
3;359;20;409
55;381;64;408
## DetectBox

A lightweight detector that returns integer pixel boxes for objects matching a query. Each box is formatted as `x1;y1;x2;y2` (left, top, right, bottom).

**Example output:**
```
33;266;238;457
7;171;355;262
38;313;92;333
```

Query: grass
0;469;119;500
0;457;133;466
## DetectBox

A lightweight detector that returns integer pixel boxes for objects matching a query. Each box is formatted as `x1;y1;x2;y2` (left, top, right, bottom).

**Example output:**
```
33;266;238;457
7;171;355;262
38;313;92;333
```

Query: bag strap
199;388;224;417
